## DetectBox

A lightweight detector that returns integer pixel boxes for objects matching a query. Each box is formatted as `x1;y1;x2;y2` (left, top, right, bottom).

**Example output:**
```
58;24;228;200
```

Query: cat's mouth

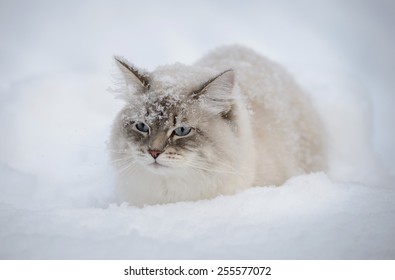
145;161;172;175
149;162;168;169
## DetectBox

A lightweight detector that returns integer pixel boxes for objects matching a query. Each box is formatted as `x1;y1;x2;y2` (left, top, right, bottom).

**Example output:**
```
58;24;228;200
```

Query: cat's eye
174;126;192;137
135;122;149;133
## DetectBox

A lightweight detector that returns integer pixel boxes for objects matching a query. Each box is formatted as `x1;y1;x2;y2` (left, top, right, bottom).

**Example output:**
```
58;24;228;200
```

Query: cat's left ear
114;56;151;92
192;70;235;115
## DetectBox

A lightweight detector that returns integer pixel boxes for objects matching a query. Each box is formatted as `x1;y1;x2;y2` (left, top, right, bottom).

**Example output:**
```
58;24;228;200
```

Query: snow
0;0;394;259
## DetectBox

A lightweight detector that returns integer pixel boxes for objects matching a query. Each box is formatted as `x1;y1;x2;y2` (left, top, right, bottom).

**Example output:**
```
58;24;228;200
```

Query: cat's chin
144;162;174;175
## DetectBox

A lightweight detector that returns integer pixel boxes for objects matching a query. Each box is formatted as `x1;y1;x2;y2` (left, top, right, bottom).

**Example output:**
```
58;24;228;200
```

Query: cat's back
195;44;271;69
195;45;291;100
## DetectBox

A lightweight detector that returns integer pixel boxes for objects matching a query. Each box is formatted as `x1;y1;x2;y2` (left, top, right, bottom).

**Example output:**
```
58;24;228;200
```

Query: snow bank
1;169;394;259
0;0;394;259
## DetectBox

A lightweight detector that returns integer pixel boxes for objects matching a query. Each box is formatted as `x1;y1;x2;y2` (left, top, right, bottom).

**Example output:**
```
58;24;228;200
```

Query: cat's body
110;45;326;206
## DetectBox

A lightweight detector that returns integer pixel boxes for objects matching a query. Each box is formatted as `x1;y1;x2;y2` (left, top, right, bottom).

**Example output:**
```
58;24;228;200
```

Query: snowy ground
0;0;394;259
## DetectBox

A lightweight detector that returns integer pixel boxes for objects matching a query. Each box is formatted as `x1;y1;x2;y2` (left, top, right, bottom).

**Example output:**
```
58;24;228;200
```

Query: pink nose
148;149;162;159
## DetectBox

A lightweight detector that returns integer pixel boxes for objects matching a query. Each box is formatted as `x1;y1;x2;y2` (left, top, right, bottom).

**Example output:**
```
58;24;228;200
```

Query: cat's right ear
192;70;235;116
114;56;151;92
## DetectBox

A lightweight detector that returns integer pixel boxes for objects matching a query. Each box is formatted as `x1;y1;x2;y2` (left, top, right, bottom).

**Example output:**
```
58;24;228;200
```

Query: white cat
109;45;326;206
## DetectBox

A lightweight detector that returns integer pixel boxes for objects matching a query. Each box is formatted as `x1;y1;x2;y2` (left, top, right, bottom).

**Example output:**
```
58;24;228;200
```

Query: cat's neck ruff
117;164;246;207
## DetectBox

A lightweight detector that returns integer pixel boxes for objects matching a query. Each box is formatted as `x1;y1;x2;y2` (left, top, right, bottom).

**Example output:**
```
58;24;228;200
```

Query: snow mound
1;168;394;259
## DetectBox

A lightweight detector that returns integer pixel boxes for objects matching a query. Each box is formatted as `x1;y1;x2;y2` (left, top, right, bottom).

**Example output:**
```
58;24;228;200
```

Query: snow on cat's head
109;57;238;175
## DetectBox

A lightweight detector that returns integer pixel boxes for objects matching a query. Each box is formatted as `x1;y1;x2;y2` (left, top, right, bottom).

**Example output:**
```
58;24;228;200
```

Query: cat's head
111;56;240;176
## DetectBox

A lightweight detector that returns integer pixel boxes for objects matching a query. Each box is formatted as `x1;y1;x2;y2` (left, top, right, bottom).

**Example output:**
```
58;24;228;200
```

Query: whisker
125;164;139;177
69;143;128;153
111;155;135;163
114;160;137;175
189;157;244;174
185;162;245;176
108;149;130;154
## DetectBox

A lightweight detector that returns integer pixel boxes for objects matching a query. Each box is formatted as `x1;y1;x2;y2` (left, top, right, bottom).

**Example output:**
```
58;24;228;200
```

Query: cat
109;45;326;207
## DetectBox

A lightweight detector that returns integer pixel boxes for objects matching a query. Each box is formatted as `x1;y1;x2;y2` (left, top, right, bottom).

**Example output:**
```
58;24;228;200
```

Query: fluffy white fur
109;45;326;206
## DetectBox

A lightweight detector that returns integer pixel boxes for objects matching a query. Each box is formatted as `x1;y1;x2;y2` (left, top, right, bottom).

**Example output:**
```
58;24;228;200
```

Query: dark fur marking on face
194;128;206;137
147;130;170;151
172;130;204;151
173;114;177;126
220;104;235;122
123;120;135;128
123;125;145;143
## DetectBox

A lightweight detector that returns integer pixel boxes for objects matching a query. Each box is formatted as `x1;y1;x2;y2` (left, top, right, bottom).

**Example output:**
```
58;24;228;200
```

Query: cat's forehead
125;86;192;129
143;88;188;125
130;65;213;124
121;64;216;128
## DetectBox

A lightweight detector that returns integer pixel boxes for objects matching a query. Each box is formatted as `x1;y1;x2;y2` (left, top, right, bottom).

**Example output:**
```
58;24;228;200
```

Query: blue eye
174;126;192;136
135;122;149;133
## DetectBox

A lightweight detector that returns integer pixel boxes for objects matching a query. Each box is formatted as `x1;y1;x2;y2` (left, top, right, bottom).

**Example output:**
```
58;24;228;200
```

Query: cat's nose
148;149;162;159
